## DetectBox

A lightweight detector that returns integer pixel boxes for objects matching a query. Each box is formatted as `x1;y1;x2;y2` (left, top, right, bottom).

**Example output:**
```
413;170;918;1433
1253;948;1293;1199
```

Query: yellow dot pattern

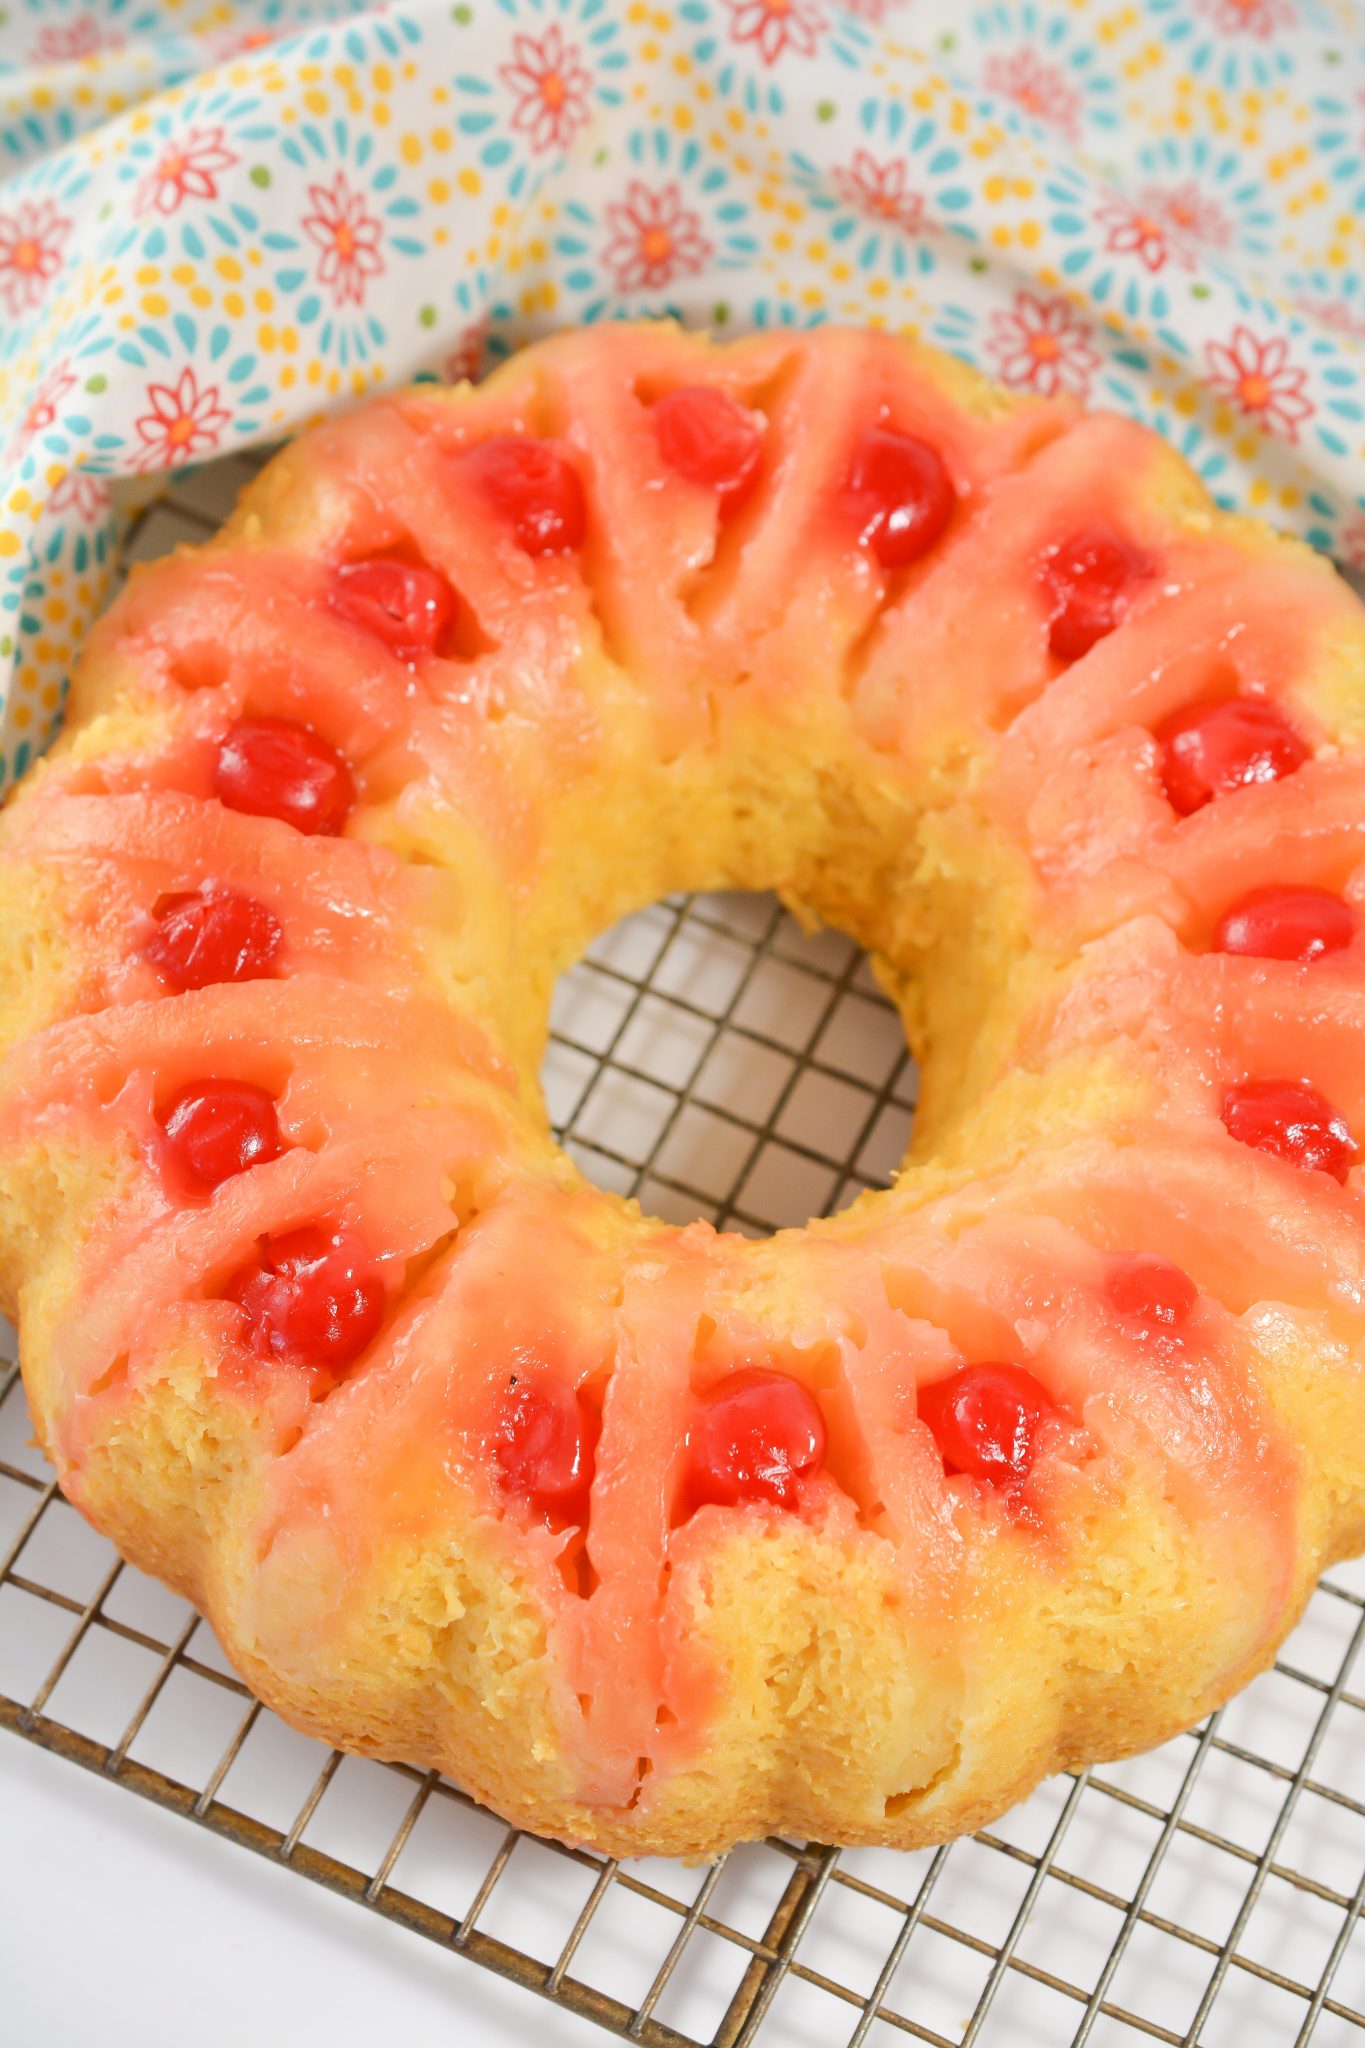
0;0;1360;781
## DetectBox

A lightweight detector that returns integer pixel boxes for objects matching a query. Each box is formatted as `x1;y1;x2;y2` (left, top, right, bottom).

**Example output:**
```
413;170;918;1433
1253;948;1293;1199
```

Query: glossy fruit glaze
493;1373;594;1523
144;888;284;990
652;385;762;503
846;426;956;567
1214;886;1354;963
3;324;1362;1825
1221;1078;1357;1183
214;717;355;836
1158;696;1308;816
916;1365;1058;1487
460;434;586;555
229;1225;386;1374
1041;527;1150;662
684;1369;827;1509
159;1078;281;1190
329;555;458;660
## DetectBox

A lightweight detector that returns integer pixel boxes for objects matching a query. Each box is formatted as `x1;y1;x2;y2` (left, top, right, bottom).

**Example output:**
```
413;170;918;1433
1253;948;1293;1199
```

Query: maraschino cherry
686;1369;826;1509
462;435;586;555
1159;696;1307;816
329;556;458;660
1104;1253;1198;1335
1221;1078;1357;1183
160;1079;281;1189
653;385;762;503
1041;528;1149;662
214;717;355;836
493;1375;593;1520
228;1226;385;1371
1213;886;1354;963
918;1364;1055;1486
144;889;283;991
847;426;956;569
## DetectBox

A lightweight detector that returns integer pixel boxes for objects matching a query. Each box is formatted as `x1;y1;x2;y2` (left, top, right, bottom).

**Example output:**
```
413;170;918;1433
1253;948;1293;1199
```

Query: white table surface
2;1734;605;2047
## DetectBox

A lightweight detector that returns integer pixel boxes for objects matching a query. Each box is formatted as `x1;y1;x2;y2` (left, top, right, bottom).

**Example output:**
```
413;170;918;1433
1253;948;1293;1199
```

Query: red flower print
1204;327;1315;442
133;368;231;473
444;318;490;385
0;199;72;317
4;361;76;464
1294;296;1365;345
723;0;826;67
1134;181;1234;254
835;0;906;19
498;26;593;155
29;18;126;63
301;171;385;310
985;291;1101;401
134;126;239;217
1095;192;1195;274
982;48;1082;143
603;181;711;293
830;152;924;233
1196;0;1295;36
49;469;111;523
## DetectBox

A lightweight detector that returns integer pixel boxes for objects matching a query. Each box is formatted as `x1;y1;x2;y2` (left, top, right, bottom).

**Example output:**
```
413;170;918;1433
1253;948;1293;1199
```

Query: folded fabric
0;0;1361;791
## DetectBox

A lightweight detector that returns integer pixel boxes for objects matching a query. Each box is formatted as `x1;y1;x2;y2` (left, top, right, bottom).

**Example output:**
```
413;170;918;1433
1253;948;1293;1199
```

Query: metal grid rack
2;460;1364;2047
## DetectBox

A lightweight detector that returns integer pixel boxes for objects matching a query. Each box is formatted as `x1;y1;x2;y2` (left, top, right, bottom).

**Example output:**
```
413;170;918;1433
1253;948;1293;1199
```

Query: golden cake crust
3;323;1365;1860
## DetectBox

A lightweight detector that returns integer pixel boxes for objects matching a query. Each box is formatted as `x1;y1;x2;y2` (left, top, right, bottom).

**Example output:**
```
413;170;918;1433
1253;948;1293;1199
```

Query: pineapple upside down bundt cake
3;323;1365;1859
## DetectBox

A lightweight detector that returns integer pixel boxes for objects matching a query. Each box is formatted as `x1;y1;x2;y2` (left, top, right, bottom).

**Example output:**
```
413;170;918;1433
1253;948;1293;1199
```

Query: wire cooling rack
2;458;1364;2047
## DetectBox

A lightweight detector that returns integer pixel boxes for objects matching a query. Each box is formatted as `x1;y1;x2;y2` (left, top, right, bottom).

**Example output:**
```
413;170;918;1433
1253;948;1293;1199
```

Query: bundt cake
2;322;1364;1858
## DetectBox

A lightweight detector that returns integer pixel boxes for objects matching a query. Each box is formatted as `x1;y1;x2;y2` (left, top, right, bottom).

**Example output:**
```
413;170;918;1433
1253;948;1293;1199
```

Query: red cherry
653;385;763;502
1105;1254;1198;1334
144;889;283;991
160;1079;281;1190
1158;696;1308;817
214;717;355;837
686;1369;826;1509
1213;886;1354;963
1221;1078;1357;1183
462;435;586;555
1042;528;1149;662
228;1225;385;1371
917;1364;1055;1486
493;1375;592;1520
847;427;956;569
329;557;457;660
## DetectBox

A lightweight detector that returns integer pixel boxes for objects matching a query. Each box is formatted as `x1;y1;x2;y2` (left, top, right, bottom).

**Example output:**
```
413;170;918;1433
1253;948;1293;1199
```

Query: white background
2;1737;603;2046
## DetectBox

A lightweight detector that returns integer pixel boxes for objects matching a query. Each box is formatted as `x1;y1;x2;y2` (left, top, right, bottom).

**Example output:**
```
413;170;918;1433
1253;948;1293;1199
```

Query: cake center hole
541;890;918;1234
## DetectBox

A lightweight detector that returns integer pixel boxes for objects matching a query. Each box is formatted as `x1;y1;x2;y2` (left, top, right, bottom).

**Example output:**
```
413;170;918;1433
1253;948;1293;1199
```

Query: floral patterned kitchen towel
0;0;1361;787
